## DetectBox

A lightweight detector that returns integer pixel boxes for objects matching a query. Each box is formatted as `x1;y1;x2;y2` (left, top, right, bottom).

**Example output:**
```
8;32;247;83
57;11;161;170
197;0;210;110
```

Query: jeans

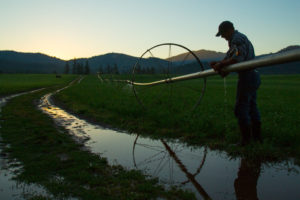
234;70;261;125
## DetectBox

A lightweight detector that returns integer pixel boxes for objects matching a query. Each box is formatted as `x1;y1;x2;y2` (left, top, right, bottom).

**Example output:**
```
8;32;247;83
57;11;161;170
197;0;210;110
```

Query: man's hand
210;61;222;71
209;61;229;77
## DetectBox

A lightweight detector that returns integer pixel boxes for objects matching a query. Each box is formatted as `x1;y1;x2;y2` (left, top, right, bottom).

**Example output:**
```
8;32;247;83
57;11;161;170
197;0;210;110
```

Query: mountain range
167;49;225;62
0;45;299;74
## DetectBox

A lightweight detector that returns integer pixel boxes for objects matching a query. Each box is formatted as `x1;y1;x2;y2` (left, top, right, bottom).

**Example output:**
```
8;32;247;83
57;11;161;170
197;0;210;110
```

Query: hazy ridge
0;45;299;74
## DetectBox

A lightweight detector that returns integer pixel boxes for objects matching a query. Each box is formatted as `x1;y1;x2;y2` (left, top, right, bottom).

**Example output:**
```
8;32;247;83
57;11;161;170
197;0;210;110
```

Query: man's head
216;21;235;41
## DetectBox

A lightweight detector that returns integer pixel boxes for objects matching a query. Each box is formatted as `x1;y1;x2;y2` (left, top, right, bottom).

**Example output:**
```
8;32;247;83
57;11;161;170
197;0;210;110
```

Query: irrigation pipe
109;48;300;86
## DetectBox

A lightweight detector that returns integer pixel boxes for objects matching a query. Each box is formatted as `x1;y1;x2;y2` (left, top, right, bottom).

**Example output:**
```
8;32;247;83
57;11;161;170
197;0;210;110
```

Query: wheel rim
132;43;207;114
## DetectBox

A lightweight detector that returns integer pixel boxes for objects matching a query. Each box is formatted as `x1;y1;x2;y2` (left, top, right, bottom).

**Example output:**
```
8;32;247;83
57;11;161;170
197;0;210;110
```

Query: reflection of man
210;21;262;146
234;158;261;200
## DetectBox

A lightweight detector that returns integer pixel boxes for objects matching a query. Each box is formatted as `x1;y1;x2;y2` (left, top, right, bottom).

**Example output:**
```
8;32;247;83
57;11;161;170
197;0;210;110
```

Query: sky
0;0;299;60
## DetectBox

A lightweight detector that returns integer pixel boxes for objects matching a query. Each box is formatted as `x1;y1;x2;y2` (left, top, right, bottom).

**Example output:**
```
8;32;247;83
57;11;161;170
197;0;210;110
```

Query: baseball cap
216;21;234;37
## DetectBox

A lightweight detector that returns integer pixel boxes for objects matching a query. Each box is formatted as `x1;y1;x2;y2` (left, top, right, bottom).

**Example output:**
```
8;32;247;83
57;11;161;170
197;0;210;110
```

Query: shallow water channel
36;83;300;200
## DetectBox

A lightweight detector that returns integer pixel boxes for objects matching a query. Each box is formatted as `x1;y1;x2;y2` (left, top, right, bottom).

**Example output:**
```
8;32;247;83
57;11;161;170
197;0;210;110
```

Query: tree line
98;64;155;74
64;59;90;74
98;64;119;74
64;59;157;75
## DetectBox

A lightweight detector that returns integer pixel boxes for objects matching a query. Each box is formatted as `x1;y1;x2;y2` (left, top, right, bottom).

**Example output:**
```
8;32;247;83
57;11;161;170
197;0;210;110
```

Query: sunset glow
1;0;299;60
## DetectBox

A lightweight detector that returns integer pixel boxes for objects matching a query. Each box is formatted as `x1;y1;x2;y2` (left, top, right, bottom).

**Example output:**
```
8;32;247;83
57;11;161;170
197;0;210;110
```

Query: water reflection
234;158;261;200
38;84;300;200
133;136;265;200
160;139;211;199
133;135;211;199
0;144;51;199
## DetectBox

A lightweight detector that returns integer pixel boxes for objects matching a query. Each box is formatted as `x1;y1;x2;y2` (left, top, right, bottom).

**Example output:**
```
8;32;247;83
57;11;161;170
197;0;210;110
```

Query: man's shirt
225;30;255;62
225;30;260;88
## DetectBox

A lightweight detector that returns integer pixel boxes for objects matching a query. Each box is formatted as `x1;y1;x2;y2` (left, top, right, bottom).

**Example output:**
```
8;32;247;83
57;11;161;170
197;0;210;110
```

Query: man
210;21;262;146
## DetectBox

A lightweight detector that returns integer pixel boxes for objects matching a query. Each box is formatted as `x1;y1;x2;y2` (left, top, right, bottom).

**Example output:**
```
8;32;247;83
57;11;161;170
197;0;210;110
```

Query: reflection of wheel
132;43;206;113
132;134;207;185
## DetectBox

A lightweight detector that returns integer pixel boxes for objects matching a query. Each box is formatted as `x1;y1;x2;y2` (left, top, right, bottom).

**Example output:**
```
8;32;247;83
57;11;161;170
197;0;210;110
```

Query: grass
55;74;300;162
0;75;195;199
0;74;77;96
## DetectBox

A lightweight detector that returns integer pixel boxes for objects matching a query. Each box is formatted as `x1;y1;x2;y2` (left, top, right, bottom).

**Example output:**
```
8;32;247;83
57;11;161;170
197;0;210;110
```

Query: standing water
0;89;53;199
37;83;300;200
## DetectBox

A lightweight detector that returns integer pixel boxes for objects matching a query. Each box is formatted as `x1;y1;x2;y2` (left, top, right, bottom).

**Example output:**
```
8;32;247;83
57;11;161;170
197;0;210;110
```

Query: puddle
0;89;54;199
38;85;300;200
0;142;51;199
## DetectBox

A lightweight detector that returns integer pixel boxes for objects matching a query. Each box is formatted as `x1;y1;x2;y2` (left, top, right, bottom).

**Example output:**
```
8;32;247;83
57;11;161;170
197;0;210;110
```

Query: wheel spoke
137;151;167;167
153;154;170;176
132;43;206;114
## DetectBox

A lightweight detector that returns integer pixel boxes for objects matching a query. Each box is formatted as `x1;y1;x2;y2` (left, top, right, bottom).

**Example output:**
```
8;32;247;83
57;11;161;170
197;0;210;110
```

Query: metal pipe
128;49;300;86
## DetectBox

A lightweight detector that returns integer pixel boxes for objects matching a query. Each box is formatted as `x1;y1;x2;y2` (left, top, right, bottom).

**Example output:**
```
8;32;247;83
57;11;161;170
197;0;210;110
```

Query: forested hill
0;51;65;73
0;45;299;74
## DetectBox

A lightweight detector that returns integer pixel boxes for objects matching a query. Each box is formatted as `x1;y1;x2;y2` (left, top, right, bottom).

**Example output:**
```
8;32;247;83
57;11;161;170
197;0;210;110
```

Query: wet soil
0;89;52;199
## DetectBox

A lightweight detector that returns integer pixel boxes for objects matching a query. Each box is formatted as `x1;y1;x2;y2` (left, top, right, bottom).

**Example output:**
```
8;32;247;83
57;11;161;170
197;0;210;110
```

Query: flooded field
0;90;52;199
38;86;300;200
0;141;51;199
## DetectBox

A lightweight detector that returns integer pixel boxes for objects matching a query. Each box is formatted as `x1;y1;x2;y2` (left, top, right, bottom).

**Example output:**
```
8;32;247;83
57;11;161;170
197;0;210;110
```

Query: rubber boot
252;121;262;143
239;123;251;146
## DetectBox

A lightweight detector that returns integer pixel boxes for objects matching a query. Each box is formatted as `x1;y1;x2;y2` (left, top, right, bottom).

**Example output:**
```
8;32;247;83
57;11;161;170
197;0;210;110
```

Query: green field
1;73;299;199
55;74;300;162
0;74;77;96
0;74;194;199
